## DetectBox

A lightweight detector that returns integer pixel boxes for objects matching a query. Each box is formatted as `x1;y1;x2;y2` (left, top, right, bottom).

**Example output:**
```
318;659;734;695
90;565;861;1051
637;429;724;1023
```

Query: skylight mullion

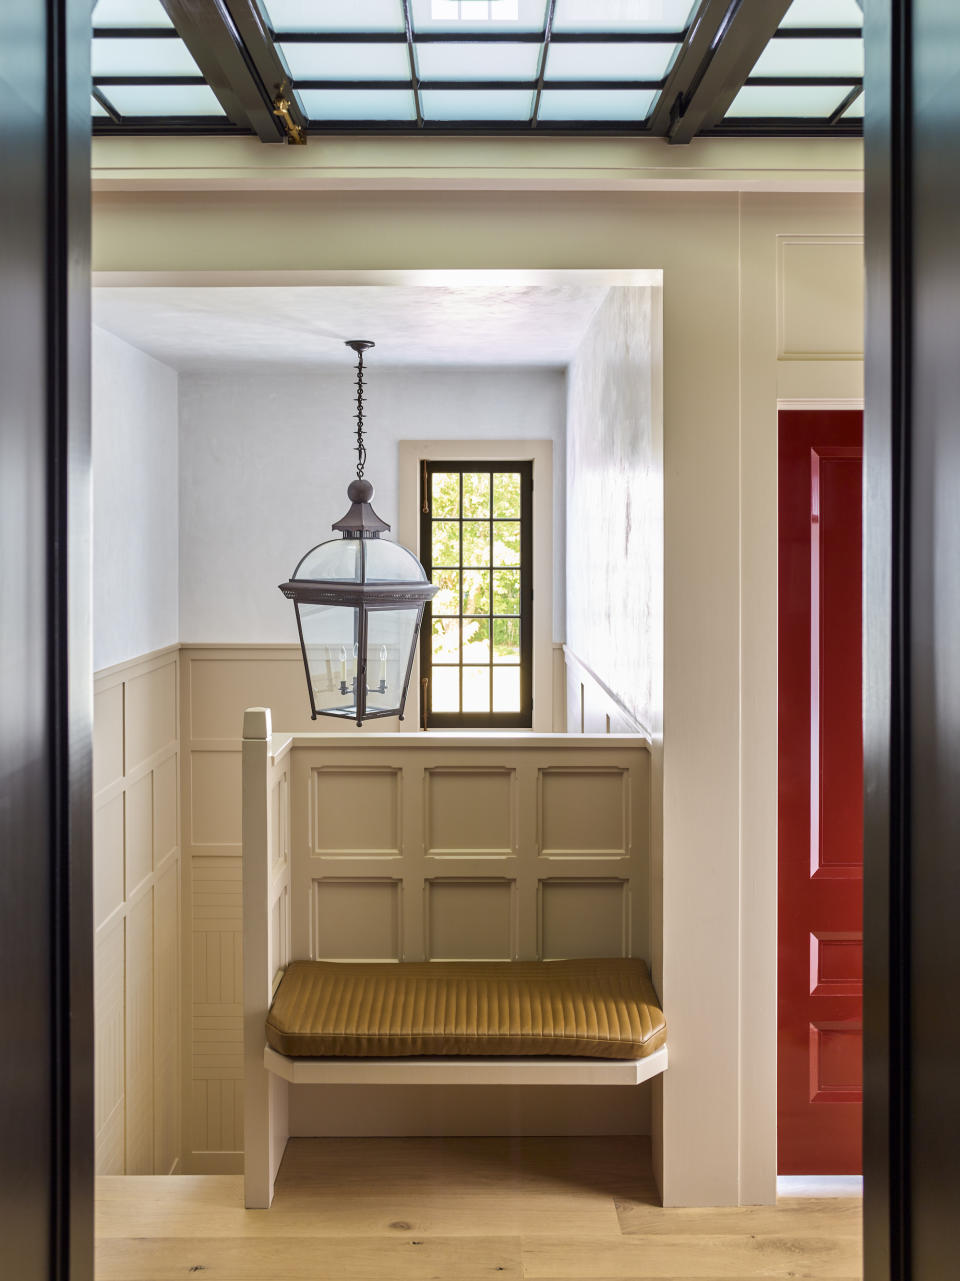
91;27;180;38
94;75;207;86
828;85;864;125
91;86;122;123
772;28;862;40
400;0;425;126
531;0;557;127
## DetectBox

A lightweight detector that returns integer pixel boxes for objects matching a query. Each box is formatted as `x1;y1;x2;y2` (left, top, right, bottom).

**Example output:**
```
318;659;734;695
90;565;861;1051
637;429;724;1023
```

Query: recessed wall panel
425;767;517;856
191;750;242;847
426;878;515;960
313;878;401;960
94;681;124;794
94;793;125;928
125;771;153;897
154;751;178;862
155;857;180;1174
125;660;177;772
313;767;401;856
94;919;125;1174
125;889;155;1174
539;878;628;959
539;767;628;857
778;236;865;360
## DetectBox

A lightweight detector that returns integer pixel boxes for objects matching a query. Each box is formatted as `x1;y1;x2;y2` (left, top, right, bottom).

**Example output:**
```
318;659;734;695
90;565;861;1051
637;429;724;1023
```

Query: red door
778;410;863;1175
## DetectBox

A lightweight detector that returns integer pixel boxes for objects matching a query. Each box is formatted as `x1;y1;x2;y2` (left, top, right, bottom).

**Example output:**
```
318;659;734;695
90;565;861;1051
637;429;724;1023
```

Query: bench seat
266;957;666;1061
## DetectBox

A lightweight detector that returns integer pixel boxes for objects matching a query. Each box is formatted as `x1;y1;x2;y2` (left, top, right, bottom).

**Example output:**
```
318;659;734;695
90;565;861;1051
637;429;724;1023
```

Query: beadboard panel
93;647;181;1176
181;647;321;1172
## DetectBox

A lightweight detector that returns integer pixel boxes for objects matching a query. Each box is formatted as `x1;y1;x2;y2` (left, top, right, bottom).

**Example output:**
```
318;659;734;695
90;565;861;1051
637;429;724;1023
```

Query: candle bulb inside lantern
379;644;388;684
338;646;347;683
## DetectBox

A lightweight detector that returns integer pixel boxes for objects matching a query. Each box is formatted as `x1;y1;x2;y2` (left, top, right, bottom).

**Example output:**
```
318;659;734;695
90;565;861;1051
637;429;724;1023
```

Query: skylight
91;0;865;139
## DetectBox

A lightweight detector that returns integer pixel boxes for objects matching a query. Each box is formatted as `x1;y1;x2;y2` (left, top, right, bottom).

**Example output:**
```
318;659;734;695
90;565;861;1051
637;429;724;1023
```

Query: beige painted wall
92;163;864;1203
93;647;181;1176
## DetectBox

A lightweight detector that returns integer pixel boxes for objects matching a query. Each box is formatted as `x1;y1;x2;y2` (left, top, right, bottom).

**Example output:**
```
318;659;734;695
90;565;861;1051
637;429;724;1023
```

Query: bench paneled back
285;732;650;967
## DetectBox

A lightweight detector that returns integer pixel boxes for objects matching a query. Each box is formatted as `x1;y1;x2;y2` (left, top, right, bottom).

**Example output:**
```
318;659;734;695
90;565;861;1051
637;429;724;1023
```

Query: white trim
777;1175;863;1198
92;267;661;289
263;1044;667;1087
777;398;864;411
398;438;555;732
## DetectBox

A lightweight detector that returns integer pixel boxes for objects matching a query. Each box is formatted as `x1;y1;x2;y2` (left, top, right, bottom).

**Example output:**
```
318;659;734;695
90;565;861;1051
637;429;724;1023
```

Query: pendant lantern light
279;341;437;726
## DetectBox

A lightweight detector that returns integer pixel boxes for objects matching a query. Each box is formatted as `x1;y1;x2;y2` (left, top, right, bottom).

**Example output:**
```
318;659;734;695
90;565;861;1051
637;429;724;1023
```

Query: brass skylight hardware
273;95;306;145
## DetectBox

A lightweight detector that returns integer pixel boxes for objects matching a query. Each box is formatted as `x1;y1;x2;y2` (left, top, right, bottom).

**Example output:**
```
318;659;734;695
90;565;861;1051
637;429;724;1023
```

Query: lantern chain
354;347;367;480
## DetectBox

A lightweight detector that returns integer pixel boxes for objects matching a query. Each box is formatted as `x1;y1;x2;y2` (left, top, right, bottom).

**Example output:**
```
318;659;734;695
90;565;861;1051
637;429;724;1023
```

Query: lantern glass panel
364;608;421;716
298;602;360;717
293;538;361;582
364;539;430;583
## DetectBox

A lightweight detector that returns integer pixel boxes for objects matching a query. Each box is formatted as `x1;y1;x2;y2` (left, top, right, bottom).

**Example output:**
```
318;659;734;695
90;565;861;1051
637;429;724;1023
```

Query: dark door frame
863;1;960;1278
0;1;93;1278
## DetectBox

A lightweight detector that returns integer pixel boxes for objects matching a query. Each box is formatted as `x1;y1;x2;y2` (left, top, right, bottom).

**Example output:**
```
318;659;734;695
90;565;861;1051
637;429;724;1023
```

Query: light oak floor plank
95;1138;862;1281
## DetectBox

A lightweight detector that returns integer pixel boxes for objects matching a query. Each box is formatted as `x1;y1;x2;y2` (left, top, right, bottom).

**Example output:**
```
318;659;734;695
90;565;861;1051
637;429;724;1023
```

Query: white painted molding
777;398;864;411
263;1044;667;1087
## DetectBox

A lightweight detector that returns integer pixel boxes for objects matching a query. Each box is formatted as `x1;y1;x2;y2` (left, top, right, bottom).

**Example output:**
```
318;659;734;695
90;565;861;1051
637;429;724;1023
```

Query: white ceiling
91;285;610;371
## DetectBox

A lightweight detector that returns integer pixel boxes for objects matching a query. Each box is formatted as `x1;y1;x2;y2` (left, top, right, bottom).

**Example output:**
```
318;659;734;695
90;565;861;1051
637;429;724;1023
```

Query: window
420;461;533;728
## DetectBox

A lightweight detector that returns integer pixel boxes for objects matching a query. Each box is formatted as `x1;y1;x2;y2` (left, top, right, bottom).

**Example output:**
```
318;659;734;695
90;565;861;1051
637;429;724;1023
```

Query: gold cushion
266;958;666;1060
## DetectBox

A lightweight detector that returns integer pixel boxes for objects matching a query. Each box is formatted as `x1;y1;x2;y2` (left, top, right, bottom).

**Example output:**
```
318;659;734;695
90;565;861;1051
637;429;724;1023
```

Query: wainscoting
92;644;641;1173
93;647;181;1175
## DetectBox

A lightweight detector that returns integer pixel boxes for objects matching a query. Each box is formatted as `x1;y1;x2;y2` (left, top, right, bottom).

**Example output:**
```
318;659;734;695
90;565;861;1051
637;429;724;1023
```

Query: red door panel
779;410;863;1175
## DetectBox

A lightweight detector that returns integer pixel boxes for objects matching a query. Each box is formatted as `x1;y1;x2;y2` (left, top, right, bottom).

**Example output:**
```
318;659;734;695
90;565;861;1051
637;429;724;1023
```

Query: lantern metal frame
279;340;438;727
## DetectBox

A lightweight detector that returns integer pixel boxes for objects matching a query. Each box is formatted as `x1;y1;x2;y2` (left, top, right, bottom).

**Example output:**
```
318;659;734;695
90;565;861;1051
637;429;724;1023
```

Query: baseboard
777;1175;863;1197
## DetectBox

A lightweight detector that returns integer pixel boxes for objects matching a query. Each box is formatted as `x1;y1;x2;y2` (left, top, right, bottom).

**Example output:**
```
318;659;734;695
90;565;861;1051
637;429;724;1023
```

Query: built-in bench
242;708;667;1208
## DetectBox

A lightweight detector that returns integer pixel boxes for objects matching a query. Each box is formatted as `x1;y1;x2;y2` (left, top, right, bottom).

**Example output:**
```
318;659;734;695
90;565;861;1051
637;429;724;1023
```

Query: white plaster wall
178;366;565;643
565;287;663;736
92;325;179;671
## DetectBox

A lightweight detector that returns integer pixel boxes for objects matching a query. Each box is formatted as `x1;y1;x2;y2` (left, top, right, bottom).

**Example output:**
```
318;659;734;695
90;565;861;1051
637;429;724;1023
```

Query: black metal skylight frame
91;0;864;142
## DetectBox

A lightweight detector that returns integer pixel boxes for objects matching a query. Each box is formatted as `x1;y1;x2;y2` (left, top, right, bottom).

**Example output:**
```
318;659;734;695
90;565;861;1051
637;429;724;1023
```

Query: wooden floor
96;1137;862;1280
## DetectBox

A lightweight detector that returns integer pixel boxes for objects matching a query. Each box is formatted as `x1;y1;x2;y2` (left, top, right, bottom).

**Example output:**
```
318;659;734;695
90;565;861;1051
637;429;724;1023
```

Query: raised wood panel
312;878;402;960
425;767;517;857
125;771;153;898
94;648;181;1176
191;751;242;848
539;767;628;858
425;878;515;960
125;660;177;773
94;793;125;929
95;919;125;1175
312;767;401;856
539;878;629;960
125;889;155;1175
778;236;864;361
94;682;124;794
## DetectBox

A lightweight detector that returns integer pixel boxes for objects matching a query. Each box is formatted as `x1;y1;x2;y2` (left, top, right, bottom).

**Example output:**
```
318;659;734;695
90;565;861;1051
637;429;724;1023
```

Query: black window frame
419;459;534;730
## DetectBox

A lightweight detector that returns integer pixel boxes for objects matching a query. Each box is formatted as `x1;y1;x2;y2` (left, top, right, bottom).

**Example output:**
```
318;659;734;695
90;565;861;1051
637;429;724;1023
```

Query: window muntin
420;461;532;728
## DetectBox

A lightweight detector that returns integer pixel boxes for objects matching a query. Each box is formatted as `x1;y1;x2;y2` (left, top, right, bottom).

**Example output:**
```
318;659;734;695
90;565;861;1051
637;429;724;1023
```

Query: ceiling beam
159;0;303;143
649;0;794;145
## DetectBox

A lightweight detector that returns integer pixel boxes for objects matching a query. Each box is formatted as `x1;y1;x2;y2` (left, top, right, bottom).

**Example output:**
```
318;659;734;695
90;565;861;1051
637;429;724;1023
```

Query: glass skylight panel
264;0;406;32
298;88;418;120
411;0;548;34
91;37;203;77
104;84;225;116
726;84;849;118
751;37;863;79
779;0;863;28
538;87;656;120
415;41;542;80
551;0;695;34
545;40;677;81
91;0;173;27
420;88;535;119
279;41;411;81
